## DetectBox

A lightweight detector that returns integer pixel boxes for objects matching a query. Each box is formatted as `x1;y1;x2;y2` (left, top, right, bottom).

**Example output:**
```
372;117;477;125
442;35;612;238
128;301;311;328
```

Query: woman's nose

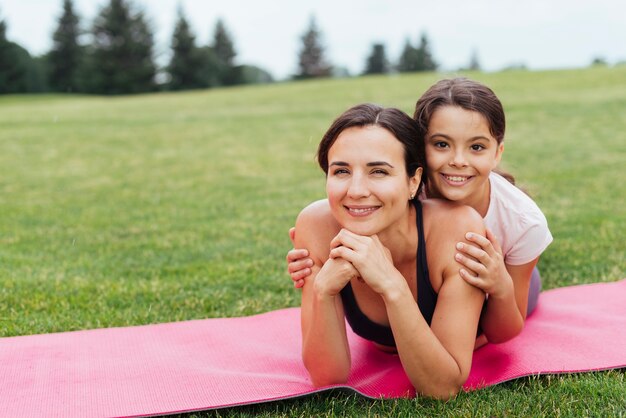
347;174;370;198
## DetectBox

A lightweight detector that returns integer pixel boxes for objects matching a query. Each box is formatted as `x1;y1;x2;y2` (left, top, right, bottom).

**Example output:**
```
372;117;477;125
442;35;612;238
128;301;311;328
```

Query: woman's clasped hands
322;229;402;297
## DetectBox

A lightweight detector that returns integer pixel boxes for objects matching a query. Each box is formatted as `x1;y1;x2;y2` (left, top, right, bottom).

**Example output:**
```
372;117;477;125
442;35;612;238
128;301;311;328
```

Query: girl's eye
470;144;486;151
433;141;449;148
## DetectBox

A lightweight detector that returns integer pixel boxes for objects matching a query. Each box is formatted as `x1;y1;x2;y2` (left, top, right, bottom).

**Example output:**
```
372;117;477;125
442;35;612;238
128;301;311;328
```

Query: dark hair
413;78;517;186
317;103;426;197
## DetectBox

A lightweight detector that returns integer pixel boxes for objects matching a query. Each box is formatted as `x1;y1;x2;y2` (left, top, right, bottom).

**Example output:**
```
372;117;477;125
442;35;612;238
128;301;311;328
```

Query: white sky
2;0;625;79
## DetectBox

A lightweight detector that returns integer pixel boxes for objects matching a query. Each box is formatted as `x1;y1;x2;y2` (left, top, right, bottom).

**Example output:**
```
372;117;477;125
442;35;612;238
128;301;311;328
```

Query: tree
397;38;418;72
87;0;156;94
397;33;438;73
467;49;481;71
167;7;206;90
0;15;42;93
295;16;331;79
363;43;389;75
414;32;437;72
48;0;83;92
211;18;239;86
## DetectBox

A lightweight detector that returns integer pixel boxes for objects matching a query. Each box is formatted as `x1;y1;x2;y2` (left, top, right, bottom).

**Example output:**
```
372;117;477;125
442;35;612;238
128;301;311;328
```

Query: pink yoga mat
1;280;625;417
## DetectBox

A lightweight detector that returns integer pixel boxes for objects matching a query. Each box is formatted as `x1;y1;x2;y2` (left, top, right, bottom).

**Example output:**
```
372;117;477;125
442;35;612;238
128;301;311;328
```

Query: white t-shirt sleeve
485;173;553;266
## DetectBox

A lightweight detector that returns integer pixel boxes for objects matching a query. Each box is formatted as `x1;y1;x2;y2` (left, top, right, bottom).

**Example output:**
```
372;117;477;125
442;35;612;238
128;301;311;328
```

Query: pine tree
397;38;418;73
0;16;34;93
295;16;331;79
415;32;437;72
467;49;481;71
167;8;205;90
87;0;156;94
363;43;388;75
48;0;83;92
211;19;239;85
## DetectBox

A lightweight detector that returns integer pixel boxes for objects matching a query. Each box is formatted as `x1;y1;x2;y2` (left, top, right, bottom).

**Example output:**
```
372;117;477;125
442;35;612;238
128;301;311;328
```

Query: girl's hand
286;248;313;288
286;227;312;288
328;229;401;296
455;228;513;298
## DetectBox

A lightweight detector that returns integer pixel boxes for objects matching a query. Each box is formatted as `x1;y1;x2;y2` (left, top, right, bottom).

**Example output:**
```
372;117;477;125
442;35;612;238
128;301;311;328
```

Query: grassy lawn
1;66;625;416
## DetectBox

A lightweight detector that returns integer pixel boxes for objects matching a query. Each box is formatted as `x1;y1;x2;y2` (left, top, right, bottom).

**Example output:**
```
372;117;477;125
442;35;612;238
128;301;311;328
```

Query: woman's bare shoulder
294;199;340;263
421;199;484;235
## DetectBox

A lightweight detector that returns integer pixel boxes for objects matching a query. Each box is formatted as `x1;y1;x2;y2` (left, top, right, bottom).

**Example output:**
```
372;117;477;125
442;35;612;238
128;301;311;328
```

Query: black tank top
339;199;437;347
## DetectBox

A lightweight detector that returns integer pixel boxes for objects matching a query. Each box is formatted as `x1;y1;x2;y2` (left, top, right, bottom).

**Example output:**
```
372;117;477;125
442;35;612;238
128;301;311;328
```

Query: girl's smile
425;106;503;216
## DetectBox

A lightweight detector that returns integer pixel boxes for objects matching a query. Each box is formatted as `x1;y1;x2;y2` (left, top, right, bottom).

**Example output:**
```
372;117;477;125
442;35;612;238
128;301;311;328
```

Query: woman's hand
314;256;359;296
454;228;513;298
328;229;402;296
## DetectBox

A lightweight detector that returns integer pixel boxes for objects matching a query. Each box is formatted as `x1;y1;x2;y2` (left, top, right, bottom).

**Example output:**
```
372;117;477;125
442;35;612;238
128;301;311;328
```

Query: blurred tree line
1;1;447;95
0;0;271;95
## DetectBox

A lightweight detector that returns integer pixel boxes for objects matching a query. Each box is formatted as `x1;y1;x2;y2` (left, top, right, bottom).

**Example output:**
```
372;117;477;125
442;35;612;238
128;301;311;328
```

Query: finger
331;229;366;251
286;248;309;263
287;257;313;274
455;241;489;264
289;227;296;245
294;279;305;289
460;268;488;291
329;245;358;263
455;252;486;276
290;268;311;282
464;232;494;253
485;228;503;254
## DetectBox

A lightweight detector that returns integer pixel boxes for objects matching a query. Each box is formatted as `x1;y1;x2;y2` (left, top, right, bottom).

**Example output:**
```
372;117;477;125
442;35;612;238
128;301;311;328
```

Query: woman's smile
344;204;382;217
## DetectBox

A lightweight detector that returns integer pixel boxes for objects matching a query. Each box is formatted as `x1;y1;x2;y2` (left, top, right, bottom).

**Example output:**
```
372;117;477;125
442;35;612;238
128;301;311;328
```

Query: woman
296;103;485;399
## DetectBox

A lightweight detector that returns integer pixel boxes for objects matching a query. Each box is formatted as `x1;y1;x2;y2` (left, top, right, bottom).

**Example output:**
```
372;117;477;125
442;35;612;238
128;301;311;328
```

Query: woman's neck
376;203;418;265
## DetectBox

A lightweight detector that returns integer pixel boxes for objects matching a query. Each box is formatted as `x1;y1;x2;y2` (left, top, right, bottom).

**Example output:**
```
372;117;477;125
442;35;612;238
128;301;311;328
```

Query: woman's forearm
301;289;351;387
382;283;472;399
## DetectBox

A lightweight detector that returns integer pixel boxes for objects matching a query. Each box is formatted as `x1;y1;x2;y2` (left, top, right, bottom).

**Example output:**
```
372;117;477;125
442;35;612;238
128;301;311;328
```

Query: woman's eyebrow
367;161;394;168
329;161;349;167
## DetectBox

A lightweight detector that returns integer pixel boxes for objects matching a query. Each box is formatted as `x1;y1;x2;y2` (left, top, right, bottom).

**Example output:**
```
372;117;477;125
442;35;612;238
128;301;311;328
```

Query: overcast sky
2;0;624;79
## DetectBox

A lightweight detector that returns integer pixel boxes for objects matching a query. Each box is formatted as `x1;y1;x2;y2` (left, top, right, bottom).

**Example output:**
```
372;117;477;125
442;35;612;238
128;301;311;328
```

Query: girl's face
425;106;503;215
326;125;421;236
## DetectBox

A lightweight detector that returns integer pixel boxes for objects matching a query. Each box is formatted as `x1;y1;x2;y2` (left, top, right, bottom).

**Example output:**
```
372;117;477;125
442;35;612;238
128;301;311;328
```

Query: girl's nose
449;150;469;168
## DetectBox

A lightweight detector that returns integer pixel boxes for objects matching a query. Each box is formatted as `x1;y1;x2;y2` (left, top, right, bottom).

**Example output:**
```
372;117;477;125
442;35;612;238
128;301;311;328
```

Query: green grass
1;67;625;416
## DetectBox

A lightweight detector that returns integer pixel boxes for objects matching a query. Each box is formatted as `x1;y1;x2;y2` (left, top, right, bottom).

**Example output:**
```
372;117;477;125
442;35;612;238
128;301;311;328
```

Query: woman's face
425;106;503;213
326;125;421;236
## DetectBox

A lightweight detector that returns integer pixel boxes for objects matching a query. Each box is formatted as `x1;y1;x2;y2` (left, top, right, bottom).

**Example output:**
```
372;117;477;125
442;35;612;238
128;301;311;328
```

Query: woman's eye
332;168;349;176
371;169;388;176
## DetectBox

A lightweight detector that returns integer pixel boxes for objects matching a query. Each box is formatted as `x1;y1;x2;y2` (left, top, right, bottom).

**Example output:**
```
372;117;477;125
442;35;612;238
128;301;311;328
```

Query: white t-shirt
484;172;553;265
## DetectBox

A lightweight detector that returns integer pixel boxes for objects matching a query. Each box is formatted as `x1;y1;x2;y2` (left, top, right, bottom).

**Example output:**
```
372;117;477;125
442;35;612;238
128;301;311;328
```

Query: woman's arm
393;204;485;399
329;203;485;399
295;202;356;386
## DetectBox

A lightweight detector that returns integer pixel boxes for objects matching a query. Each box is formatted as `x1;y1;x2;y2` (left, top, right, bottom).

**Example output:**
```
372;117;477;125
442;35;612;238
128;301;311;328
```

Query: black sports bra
339;199;437;347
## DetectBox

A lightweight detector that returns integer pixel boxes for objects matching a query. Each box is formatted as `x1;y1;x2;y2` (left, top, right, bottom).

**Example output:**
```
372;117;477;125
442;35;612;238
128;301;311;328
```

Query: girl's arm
455;231;537;343
478;259;537;342
295;202;356;387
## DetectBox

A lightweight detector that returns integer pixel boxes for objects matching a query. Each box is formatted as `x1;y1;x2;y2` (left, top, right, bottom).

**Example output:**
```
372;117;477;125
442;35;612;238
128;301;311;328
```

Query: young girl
297;103;485;399
288;78;553;345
